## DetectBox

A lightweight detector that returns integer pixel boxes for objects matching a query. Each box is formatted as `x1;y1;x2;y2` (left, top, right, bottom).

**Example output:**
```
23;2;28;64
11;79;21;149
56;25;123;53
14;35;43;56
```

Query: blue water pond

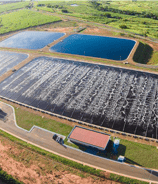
50;34;136;61
0;31;65;50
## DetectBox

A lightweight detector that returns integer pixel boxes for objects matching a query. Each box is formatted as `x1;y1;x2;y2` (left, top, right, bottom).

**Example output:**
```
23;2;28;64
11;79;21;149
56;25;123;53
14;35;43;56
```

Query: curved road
0;101;158;183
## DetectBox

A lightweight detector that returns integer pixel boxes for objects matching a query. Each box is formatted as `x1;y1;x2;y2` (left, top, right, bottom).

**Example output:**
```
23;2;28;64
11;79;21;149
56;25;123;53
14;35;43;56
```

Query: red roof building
68;126;110;150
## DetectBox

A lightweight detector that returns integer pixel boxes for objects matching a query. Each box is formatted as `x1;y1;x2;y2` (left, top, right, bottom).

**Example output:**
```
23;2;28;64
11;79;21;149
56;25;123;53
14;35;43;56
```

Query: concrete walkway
0;101;158;183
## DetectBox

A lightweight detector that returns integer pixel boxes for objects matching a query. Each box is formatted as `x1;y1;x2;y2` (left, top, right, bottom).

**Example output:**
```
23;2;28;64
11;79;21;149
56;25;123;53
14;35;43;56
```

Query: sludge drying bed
0;56;158;139
0;51;28;76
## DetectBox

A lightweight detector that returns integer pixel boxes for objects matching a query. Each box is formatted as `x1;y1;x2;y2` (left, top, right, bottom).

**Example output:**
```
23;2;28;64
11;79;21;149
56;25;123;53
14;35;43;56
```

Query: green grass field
105;1;158;15
14;107;158;169
0;9;61;34
35;1;158;39
148;51;158;65
0;2;29;13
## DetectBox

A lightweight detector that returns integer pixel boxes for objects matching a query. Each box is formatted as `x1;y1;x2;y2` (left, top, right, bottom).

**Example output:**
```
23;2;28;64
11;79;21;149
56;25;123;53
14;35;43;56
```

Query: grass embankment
0;9;61;35
133;42;158;65
133;41;153;64
0;2;29;13
0;121;148;184
15;107;158;170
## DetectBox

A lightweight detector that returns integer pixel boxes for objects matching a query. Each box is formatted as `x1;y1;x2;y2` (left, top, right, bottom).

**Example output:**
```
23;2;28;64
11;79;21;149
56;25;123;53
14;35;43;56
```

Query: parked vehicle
52;134;64;145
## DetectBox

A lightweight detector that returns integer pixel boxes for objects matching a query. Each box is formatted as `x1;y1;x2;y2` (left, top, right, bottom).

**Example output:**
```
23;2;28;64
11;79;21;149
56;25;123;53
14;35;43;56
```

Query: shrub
61;9;69;13
119;24;128;29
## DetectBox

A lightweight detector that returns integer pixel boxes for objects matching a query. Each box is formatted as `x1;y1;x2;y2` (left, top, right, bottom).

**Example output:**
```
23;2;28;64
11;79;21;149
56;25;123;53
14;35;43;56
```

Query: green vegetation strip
0;167;23;184
110;173;148;184
0;9;61;35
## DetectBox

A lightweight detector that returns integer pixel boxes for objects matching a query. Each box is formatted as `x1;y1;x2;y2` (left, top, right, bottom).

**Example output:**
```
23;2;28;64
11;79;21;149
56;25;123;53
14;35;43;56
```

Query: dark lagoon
50;34;136;60
0;51;28;76
0;56;158;139
0;31;65;50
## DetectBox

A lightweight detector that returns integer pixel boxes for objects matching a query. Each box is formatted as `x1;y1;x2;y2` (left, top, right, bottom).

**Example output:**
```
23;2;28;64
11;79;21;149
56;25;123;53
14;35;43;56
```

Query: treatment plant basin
0;51;28;76
0;31;65;50
0;56;157;139
50;34;136;61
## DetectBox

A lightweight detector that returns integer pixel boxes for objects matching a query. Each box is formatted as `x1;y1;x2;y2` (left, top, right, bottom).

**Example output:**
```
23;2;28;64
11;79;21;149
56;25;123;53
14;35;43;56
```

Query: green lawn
15;107;72;137
14;107;158;169
0;9;61;34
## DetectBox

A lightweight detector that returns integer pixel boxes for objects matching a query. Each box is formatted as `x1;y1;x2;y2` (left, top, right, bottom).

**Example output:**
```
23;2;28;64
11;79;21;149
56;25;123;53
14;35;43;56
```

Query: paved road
0;101;158;183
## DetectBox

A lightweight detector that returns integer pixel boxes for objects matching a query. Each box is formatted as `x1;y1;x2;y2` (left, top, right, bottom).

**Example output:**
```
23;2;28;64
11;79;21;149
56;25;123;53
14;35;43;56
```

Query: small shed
68;126;110;151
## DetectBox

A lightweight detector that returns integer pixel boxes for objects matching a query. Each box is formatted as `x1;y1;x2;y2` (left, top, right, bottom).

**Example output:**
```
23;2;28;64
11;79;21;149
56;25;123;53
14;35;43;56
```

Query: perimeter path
0;101;158;183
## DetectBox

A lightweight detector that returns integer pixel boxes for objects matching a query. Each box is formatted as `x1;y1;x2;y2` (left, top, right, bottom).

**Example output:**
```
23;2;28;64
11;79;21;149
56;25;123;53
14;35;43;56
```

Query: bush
61;9;69;13
119;24;128;29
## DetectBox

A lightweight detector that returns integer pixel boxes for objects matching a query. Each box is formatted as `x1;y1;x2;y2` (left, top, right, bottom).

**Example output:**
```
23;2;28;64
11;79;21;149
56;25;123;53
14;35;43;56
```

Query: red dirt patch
45;27;75;33
0;138;119;184
83;27;114;37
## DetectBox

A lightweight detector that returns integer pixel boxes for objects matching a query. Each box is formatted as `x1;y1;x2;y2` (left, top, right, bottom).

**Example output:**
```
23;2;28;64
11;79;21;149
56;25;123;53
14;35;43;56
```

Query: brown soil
144;41;158;51
83;27;114;37
45;27;75;33
0;136;119;184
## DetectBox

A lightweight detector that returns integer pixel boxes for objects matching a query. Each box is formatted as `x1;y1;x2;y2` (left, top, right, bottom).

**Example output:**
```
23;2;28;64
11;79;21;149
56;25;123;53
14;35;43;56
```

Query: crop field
0;2;29;13
0;56;158;139
0;9;61;35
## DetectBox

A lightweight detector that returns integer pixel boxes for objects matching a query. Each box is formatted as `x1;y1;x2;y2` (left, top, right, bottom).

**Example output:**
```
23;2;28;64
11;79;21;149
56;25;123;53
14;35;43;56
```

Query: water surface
50;34;136;60
0;31;65;50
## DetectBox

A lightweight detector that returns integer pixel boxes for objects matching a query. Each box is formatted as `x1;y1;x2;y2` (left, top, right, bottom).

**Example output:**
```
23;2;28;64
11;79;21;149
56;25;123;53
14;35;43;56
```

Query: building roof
68;126;110;150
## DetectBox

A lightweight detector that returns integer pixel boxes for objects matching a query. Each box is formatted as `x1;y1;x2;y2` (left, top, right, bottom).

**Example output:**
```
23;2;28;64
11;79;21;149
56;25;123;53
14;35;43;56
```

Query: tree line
90;1;158;20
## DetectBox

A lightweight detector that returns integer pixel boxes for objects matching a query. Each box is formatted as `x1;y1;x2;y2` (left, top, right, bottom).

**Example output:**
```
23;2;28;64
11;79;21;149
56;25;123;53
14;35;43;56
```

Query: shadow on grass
117;144;143;166
117;143;126;156
133;42;153;64
125;158;142;167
